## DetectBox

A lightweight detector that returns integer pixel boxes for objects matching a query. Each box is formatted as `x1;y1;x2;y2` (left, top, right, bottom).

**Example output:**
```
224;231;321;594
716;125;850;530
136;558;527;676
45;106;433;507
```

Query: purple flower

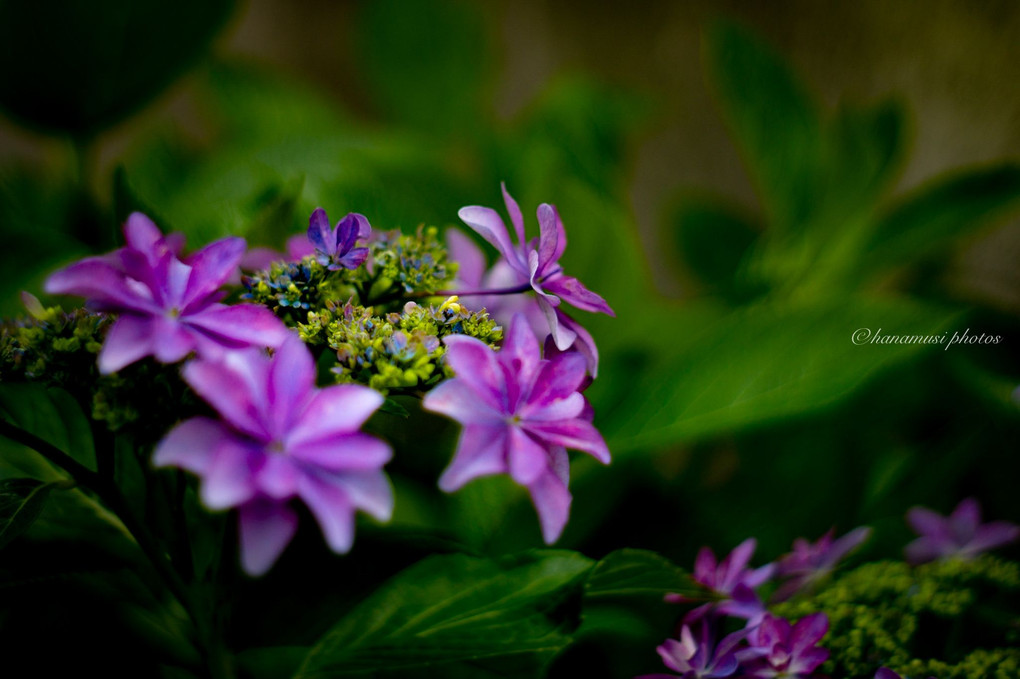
45;213;290;374
904;497;1020;565
737;613;829;678
874;668;937;679
636;619;748;679
307;208;371;271
773;526;872;601
240;234;316;272
422;313;610;543
454;183;613;370
153;334;393;575
667;538;775;624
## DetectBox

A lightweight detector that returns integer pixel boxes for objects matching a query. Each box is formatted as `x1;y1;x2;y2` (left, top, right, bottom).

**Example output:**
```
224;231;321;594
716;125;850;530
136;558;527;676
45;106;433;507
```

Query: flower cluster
643;499;1019;679
14;185;615;572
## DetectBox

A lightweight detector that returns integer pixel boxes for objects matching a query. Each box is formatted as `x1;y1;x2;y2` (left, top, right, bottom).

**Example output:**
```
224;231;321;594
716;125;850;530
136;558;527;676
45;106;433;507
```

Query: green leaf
585;549;697;601
0;383;97;473
379;398;411;419
668;193;762;302
296;550;594;678
0;477;64;549
865;164;1020;274
600;297;959;453
706;21;823;232
825;98;906;214
0;0;234;136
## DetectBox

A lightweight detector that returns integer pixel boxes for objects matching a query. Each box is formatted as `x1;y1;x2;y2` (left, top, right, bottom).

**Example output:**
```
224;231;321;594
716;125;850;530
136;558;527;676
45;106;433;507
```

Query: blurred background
1;1;1019;675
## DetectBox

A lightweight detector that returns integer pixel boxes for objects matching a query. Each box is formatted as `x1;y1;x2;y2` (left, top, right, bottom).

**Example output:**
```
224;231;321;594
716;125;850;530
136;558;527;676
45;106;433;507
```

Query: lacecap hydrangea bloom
422;312;610;543
154;334;393;575
905;497;1019;565
45;213;289;373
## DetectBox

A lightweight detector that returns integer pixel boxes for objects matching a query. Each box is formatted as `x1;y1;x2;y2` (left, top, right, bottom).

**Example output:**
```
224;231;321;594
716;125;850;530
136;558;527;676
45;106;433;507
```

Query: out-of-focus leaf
864;164;1020;275
296;550;593;678
0;383;96;473
356;0;490;136
705;21;823;232
601;297;959;453
236;646;308;679
669;193;762;302
825;98;906;215
584;549;696;601
0;478;62;549
0;0;234;136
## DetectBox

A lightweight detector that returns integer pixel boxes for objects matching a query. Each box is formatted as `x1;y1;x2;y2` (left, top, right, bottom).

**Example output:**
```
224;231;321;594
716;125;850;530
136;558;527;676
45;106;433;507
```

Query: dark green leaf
0;0;234;136
585;549;696;601
706;21;823;232
0;478;62;549
0;383;97;473
825;98;906;214
865;164;1020;274
379;398;411;419
296;550;593;678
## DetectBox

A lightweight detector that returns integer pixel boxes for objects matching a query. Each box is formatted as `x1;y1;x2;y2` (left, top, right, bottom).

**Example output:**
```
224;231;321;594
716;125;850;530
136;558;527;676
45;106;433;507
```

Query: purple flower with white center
737;613;829;678
666;538;775;624
904;497;1019;565
773;526;872;601
636;619;749;679
45;212;290;374
153;334;393;576
307;208;371;271
422;312;610;543
454;183;613;369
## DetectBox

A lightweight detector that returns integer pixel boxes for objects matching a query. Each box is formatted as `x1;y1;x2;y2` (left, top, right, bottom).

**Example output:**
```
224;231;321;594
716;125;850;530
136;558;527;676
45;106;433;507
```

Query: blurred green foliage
0;2;1019;677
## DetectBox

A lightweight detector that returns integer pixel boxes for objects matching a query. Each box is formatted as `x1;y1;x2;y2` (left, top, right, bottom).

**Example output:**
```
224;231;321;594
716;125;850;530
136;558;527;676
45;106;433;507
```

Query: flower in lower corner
736;613;829;679
636;619;749;679
422;312;610;543
153;334;393;575
667;538;775;624
904;497;1020;565
44;212;290;374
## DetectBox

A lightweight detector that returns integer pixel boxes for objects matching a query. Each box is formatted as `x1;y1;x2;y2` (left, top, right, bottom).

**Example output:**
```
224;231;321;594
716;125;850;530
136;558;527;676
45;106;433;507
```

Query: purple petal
904;537;946;565
537;294;577;352
446;228;487;288
182;236;246;309
500;313;542;407
267;335;315;434
694;548;718;585
182;352;270;441
331;470;394;521
501;182;526;246
526;351;587;407
542;274;615;316
907;506;949;539
308;207;335;254
297;474;356;553
507;427;550;485
522;418;610;463
153;417;232;474
965;521;1020;555
721;538;757;588
288;384;385;447
98;315;154;374
150;317;196;364
536;204;563;274
527;467;572;544
334;213;361;254
949;497;981;541
239;499;298;576
744;562;777;589
458;205;527;274
422;378;503;425
255;454;300;499
822;526;872;568
200;440;259;510
184;303;292;353
875;669;902;679
124;212;164;252
790;646;829;674
658;638;692;673
520;393;585;422
290;433;392;471
790;612;828;652
438;423;508;491
45;259;158;315
441;335;508;413
240;246;285;272
335;247;369;270
555;310;599;377
287;233;315;260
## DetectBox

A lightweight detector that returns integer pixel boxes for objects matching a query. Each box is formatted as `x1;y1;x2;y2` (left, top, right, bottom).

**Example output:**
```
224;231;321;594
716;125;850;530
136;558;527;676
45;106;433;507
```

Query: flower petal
335;213;361;254
123;212;164;252
97;315;155;374
331;470;393;522
522;418;610;463
555;309;600;377
527;467;572;544
200;440;259;510
290;433;392;471
308;207;335;254
153;417;232;474
182;352;270;441
182;236;246;309
790;612;829;653
288;384;384;447
446;228;487;288
441;335;507;413
438;423;508;491
45;258;158;315
266;334;315;433
536;295;576;352
421;378;503;425
297;474;356;554
184;303;292;353
508;427;549;486
501;182;526;246
238;499;298;576
527;351;586;407
543;274;614;316
458;205;526;274
536;203;564;274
